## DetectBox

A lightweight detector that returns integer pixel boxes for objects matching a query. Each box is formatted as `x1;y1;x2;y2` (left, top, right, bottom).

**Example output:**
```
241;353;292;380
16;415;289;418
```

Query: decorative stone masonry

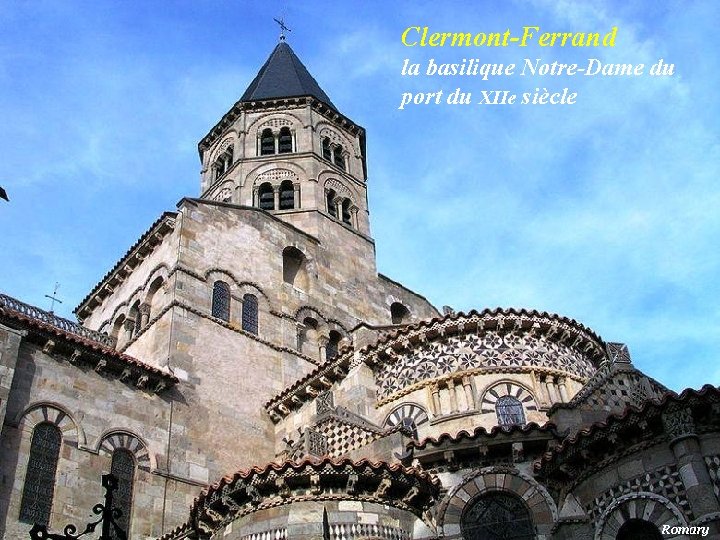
186;457;440;539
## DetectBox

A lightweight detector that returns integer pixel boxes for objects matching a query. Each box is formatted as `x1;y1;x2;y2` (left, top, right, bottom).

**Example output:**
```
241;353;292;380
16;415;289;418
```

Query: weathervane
273;16;291;41
45;282;63;313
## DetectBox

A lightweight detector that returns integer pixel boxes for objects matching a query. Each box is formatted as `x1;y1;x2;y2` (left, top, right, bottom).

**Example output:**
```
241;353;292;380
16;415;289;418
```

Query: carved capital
662;407;696;441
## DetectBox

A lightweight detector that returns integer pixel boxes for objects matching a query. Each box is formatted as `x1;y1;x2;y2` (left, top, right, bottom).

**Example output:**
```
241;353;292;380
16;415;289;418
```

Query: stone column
545;376;556;404
430;383;441;416
331;197;341;219
463;376;475;409
558;377;569;402
293;183;301;209
318;336;329;363
662;407;720;523
273;185;280;210
350;206;359;229
252;185;258;207
139;303;151;327
122;318;135;343
447;379;458;413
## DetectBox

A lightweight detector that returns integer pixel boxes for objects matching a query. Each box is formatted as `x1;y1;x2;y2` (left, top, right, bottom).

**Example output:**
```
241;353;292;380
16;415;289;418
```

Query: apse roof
240;41;337;111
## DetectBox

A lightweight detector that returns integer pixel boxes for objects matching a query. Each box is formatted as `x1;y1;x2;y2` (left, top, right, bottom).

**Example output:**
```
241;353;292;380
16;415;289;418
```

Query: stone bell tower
197;39;370;241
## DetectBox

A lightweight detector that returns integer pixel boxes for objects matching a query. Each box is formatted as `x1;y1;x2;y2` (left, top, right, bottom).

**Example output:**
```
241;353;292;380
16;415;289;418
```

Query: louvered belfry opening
279;180;295;210
258;182;275;210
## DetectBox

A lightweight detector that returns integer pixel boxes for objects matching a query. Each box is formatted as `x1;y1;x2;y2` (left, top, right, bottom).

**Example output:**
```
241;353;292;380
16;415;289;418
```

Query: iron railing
0;293;115;347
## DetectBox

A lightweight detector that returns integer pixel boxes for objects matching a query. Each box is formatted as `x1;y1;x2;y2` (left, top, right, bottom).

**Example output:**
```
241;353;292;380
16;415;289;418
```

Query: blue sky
1;1;718;391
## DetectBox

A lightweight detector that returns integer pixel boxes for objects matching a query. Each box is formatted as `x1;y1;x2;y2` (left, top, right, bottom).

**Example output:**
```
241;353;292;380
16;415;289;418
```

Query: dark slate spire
240;41;337;111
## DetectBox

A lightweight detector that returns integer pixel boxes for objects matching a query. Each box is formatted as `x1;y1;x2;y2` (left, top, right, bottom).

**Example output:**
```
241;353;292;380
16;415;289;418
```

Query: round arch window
616;519;663;540
461;491;535;540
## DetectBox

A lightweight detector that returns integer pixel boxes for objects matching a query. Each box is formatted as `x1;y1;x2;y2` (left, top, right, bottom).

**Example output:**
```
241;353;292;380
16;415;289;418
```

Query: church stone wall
0;340;197;539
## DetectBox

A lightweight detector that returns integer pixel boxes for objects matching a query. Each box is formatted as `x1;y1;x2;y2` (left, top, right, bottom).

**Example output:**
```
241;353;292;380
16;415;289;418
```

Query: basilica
1;39;719;540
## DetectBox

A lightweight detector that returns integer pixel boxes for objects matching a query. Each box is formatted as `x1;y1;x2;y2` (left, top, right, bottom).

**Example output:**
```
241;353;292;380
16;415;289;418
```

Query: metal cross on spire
273;16;291;41
44;282;63;313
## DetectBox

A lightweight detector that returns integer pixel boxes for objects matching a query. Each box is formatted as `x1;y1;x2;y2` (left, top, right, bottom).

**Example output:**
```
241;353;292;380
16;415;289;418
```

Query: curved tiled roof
410;422;559;450
361;307;607;358
536;385;720;479
265;308;609;421
1;297;177;391
190;456;440;536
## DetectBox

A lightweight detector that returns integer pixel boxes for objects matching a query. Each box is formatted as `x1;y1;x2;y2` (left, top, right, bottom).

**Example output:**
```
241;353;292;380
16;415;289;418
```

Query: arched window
384;403;429;440
258;182;274;210
279;180;295;210
496;396;525;427
260;128;275;155
326;189;337;218
283;246;307;290
461;492;535;540
322;137;332;160
616;519;663;540
390;302;410;324
110;449;135;539
278;127;292;154
19;423;62;525
333;146;346;171
242;294;259;335
298;317;318;356
129;301;141;336
341;199;352;225
326;330;342;360
211;281;230;321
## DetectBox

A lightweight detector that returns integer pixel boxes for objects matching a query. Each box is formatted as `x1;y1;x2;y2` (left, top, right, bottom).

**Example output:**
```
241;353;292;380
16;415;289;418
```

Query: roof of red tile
1;297;178;388
411;421;559;450
536;385;720;475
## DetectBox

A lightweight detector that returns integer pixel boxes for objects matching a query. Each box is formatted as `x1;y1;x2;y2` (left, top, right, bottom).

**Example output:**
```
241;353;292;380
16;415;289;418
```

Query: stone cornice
536;385;720;486
264;352;353;421
0;302;178;393
198;97;365;155
75;212;178;318
190;457;439;538
363;308;608;368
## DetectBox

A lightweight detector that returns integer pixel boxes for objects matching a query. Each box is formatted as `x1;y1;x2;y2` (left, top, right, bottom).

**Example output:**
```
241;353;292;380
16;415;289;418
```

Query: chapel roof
240;41;337;111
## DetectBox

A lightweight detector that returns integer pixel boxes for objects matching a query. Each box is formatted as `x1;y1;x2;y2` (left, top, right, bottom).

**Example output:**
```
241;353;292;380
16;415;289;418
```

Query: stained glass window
211;281;230;321
617;519;663;540
242;294;258;335
496;396;525;427
19;423;61;525
461;492;535;540
110;449;135;540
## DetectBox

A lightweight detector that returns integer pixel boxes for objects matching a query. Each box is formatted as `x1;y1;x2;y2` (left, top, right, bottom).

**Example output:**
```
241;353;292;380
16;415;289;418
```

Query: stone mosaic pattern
587;465;692;521
375;332;596;399
704;455;720;499
313;415;383;458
